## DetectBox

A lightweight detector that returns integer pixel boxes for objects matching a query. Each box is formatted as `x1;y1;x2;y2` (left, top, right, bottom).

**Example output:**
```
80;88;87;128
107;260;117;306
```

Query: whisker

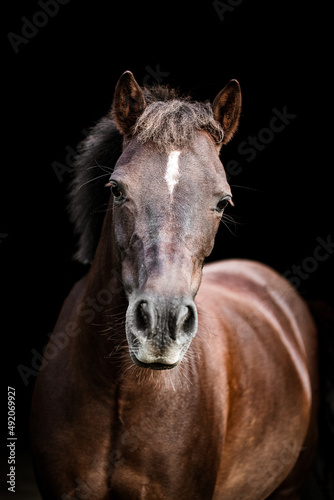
168;371;176;392
220;211;240;235
230;184;261;192
87;161;113;175
177;362;193;389
78;172;110;190
91;202;110;215
103;308;127;317
223;214;240;225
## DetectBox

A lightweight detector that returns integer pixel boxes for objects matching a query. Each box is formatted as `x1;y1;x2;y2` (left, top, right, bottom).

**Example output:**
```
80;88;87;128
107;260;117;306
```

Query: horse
30;71;320;499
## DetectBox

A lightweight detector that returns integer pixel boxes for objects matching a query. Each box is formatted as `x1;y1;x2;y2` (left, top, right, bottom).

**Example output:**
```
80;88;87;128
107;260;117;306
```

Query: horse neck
75;208;129;383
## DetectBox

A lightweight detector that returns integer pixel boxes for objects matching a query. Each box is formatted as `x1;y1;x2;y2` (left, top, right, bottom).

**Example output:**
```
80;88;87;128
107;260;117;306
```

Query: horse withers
30;71;319;499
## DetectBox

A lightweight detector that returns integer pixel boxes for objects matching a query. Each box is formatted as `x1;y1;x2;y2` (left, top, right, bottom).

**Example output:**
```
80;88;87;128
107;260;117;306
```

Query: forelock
133;98;224;152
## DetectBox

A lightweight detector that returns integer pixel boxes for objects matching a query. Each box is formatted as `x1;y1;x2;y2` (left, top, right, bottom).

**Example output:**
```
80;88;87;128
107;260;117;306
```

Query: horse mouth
130;352;179;370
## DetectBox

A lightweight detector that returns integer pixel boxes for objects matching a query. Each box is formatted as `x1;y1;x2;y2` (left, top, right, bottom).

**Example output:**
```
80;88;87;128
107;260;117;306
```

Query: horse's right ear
112;71;146;136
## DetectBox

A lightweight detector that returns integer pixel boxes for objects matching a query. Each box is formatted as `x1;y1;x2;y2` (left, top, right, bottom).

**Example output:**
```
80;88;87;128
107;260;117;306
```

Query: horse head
103;71;241;369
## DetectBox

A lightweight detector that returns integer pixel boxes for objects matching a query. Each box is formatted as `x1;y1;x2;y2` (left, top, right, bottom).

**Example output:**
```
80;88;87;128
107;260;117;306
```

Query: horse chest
108;445;218;500
107;385;222;499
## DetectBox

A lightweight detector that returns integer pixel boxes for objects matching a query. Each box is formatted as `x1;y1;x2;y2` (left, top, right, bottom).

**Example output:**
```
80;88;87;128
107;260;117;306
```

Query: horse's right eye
109;182;125;202
111;184;123;198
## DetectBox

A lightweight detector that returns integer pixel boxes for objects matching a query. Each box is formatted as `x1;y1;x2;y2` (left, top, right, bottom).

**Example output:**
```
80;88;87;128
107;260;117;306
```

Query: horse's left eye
216;196;231;213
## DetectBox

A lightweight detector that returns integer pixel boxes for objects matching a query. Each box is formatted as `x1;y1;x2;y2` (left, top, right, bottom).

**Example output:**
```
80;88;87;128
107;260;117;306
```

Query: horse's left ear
112;71;146;136
212;80;242;145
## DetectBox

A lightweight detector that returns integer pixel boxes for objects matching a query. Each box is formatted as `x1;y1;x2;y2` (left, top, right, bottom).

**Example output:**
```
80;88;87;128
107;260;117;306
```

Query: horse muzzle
125;294;198;369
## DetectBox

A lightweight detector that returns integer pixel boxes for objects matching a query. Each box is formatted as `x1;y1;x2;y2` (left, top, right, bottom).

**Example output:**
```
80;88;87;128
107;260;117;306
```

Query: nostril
135;300;156;337
175;305;189;328
183;307;196;334
136;301;149;332
174;301;198;338
182;304;197;335
131;297;197;342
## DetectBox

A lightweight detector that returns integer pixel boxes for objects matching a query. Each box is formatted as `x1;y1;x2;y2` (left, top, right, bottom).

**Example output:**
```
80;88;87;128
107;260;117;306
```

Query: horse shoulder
197;259;318;498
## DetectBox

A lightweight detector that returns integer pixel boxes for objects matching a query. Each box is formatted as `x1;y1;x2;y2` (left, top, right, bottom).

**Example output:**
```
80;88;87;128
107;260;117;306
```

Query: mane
68;85;223;264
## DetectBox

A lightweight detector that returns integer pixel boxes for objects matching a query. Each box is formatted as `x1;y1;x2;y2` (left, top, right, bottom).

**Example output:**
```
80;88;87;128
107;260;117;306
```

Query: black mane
68;85;222;264
68;117;123;264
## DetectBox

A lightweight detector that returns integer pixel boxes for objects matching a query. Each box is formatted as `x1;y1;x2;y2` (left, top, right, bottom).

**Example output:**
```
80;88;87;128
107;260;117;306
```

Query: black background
2;0;333;497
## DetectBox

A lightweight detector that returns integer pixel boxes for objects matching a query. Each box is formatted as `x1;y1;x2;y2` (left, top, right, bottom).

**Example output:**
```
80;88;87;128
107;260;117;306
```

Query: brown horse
30;71;319;499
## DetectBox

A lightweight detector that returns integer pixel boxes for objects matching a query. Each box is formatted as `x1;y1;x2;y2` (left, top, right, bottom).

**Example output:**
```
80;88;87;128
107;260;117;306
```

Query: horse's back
201;258;317;357
202;258;302;303
197;259;319;498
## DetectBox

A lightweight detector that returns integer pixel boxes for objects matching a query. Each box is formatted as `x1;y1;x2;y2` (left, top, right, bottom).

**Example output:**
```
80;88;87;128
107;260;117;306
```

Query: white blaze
165;150;181;195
